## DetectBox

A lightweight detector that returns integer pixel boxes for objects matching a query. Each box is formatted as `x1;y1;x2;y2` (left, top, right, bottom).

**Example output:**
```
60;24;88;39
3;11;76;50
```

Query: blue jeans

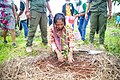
21;20;29;38
78;13;90;41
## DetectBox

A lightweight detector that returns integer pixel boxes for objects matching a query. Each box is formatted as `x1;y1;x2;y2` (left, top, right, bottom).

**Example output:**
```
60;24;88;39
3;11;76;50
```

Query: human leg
98;12;107;45
22;20;29;38
81;15;90;41
78;18;83;38
3;29;8;43
89;12;98;43
26;11;40;47
39;13;48;45
9;29;17;47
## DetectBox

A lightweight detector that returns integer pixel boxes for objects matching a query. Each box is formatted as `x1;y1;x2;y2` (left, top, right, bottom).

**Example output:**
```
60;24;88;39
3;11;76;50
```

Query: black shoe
12;43;17;47
4;40;8;44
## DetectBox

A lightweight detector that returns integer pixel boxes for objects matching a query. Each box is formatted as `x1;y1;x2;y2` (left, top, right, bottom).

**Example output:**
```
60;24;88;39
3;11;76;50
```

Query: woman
0;0;17;47
48;13;75;63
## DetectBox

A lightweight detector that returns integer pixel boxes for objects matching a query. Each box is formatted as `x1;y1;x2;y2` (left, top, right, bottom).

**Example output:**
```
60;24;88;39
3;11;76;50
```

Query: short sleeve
87;0;92;3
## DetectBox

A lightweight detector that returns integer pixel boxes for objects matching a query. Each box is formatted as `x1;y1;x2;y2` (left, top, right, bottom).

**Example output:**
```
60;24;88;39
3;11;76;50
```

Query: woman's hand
55;49;64;62
68;48;74;63
68;52;74;63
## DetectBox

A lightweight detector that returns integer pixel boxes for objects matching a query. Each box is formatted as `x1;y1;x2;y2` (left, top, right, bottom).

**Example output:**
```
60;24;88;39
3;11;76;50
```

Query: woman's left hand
68;52;74;63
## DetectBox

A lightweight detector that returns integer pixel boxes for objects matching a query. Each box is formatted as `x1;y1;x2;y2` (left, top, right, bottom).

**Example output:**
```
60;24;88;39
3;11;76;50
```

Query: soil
0;44;120;80
36;52;97;79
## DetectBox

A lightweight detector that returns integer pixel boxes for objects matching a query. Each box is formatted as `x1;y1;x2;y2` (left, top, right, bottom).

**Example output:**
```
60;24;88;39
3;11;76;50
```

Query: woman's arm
48;27;57;51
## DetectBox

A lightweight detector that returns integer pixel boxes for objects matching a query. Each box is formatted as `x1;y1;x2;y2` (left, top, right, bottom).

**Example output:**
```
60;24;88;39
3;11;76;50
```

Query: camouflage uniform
87;0;108;44
26;0;49;47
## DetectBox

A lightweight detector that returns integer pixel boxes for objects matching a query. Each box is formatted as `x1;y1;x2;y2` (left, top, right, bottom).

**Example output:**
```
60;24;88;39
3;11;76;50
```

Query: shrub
105;29;120;56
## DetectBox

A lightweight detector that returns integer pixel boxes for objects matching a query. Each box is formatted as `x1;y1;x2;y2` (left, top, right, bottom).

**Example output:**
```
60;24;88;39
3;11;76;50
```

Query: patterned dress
0;0;15;30
48;25;75;52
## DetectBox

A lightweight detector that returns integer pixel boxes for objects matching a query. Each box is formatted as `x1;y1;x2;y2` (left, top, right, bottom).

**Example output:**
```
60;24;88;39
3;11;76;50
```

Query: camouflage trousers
89;11;107;44
26;10;48;47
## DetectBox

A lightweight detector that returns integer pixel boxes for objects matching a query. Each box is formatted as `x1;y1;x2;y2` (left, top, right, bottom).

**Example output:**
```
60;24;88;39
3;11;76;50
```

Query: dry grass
0;51;120;80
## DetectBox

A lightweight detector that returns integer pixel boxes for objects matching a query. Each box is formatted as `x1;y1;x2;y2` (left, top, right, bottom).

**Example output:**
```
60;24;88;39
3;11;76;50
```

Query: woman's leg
3;29;8;42
10;29;16;43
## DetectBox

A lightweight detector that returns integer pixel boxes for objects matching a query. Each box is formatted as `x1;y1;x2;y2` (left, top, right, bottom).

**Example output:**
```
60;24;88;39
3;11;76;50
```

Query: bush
105;29;120;55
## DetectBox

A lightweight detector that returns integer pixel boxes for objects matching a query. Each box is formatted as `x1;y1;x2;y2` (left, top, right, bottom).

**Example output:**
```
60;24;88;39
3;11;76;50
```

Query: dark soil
36;52;98;79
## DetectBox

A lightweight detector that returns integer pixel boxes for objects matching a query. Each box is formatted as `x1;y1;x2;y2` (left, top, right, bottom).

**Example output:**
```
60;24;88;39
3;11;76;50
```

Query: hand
68;52;74;63
74;14;79;18
72;15;76;21
49;13;53;19
85;13;88;20
55;49;64;62
16;16;20;22
108;12;112;19
26;11;30;19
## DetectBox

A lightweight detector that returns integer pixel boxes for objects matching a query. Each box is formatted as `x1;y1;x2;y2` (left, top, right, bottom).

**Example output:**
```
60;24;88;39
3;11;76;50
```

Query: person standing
25;0;52;52
62;0;75;16
0;0;17;47
75;0;90;41
85;0;112;49
116;13;120;28
62;0;75;29
17;0;29;39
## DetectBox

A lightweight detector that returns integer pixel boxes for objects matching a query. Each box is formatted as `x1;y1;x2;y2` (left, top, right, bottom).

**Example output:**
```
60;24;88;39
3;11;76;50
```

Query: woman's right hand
25;11;30;19
55;49;64;62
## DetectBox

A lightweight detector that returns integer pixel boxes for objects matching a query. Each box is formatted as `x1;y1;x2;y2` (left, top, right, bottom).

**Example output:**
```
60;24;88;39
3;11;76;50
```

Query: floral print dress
0;0;15;30
48;24;75;52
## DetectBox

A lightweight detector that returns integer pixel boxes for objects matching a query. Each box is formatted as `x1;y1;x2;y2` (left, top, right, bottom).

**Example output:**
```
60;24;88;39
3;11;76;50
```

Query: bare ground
0;44;120;80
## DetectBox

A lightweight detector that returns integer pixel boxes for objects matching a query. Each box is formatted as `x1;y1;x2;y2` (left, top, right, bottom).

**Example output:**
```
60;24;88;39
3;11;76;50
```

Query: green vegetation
0;31;49;64
0;17;120;64
105;28;120;55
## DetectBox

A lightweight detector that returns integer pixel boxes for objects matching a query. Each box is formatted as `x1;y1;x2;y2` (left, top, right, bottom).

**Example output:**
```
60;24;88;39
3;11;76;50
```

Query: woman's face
55;19;64;30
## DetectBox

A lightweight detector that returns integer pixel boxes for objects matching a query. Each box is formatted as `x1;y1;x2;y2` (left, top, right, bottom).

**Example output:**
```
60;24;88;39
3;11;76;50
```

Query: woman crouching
48;13;75;63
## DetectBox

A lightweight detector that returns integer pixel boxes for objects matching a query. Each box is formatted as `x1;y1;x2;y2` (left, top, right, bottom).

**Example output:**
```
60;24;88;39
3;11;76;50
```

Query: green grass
0;18;120;64
74;18;120;56
0;31;49;64
105;28;120;55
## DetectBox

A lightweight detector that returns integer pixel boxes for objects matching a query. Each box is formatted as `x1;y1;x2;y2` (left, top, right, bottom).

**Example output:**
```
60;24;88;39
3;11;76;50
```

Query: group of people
0;0;29;47
0;0;112;63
